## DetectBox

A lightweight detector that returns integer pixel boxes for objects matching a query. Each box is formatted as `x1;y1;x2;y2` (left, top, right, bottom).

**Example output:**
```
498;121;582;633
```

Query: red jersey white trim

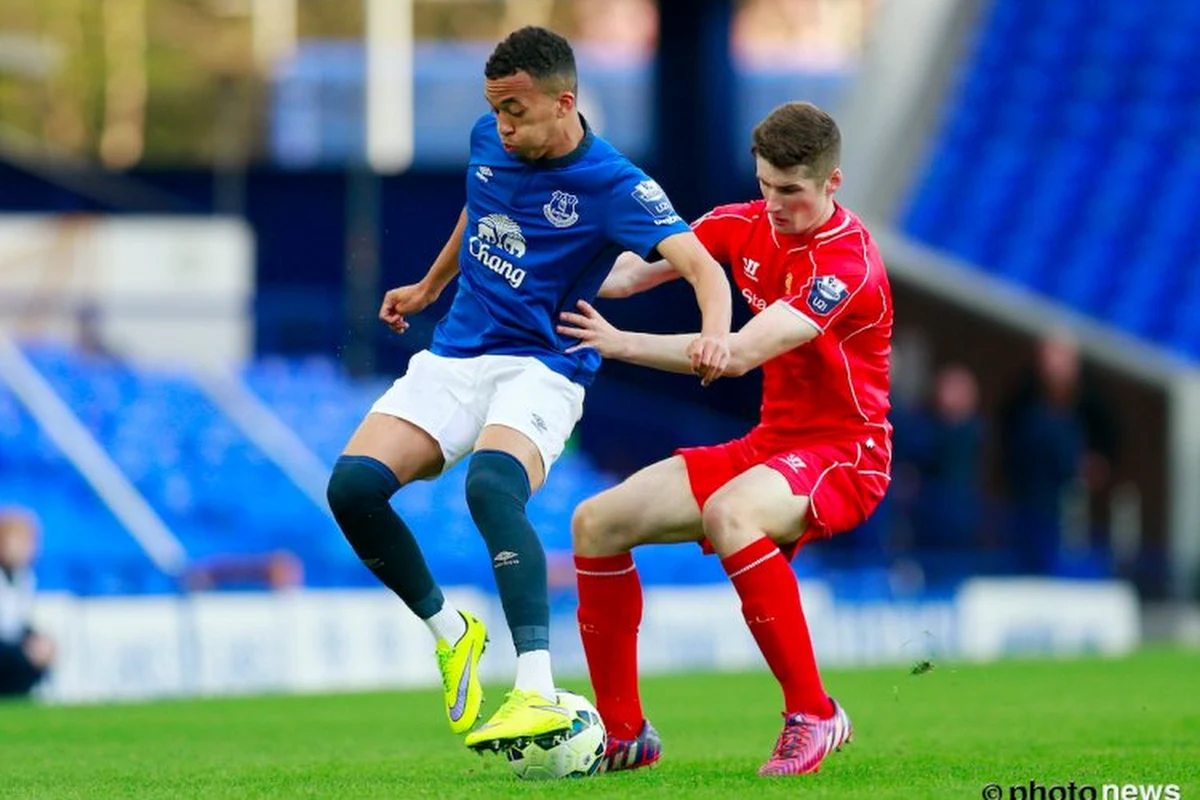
775;300;823;334
692;199;893;451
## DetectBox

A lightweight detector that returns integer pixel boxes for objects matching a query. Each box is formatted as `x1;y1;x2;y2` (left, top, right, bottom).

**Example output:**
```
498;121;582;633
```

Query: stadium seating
5;345;768;596
0;375;167;595
903;0;1200;357
4;344;1005;600
20;344;358;588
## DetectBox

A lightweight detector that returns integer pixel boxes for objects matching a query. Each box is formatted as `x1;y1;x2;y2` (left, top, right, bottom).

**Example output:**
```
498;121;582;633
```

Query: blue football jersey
429;113;691;386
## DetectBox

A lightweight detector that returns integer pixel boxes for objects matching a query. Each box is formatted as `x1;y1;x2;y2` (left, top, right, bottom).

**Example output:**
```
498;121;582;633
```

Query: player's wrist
416;278;444;301
613;331;636;360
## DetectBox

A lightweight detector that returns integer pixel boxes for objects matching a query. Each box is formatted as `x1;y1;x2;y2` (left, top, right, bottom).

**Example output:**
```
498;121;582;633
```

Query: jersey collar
517;115;595;169
775;201;849;248
815;202;848;237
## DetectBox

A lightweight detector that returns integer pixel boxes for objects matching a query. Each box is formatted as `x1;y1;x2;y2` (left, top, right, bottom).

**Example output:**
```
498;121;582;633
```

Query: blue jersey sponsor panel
430;114;691;387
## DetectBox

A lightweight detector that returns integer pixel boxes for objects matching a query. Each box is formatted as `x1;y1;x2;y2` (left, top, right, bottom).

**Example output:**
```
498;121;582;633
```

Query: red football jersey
692;200;893;451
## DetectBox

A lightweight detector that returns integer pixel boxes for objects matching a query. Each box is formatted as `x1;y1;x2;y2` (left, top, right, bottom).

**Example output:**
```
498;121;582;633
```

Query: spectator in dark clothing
0;508;55;698
890;364;986;586
1000;333;1120;573
911;365;986;551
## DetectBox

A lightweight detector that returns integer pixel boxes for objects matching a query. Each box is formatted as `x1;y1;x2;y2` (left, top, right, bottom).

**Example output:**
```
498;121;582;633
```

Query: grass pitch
2;649;1197;799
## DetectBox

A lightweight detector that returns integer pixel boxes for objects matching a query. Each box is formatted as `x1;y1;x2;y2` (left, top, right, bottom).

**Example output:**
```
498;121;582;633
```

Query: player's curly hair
751;102;842;180
485;26;578;94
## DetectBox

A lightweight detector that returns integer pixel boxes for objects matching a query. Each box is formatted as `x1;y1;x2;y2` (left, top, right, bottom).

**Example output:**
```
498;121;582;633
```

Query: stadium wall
30;579;1139;704
0;214;254;366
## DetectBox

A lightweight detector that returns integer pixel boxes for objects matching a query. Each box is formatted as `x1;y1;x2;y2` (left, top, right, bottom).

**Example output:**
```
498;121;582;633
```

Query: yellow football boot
436;610;487;734
463;689;575;751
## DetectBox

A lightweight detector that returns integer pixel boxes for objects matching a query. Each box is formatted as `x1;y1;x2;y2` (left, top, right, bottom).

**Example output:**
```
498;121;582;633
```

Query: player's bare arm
596;251;718;379
596;252;682;299
558;298;818;382
720;301;820;375
654;231;734;383
379;207;468;334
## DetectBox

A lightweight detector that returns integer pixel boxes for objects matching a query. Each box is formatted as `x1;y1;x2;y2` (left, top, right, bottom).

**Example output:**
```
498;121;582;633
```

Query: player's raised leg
573;455;705;772
701;463;851;776
326;412;487;735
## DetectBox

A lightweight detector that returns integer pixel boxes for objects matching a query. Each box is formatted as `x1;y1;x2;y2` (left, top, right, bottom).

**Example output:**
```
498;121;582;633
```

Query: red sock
575;552;644;741
722;537;834;718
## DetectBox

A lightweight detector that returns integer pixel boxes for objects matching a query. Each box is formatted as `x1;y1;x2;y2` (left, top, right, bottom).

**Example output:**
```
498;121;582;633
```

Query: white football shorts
369;350;585;477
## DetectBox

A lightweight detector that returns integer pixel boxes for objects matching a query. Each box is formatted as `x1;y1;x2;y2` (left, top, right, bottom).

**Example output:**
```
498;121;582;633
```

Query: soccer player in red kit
558;102;892;777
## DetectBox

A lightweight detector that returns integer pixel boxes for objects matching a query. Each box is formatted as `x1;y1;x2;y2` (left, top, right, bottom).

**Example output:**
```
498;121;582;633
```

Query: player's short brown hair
751;102;841;180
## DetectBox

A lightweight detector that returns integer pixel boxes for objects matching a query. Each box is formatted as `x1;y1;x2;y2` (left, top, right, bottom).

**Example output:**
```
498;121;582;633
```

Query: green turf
2;649;1197;799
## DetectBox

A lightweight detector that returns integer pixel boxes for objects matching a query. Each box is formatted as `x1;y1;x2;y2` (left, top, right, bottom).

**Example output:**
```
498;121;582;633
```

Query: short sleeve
691;203;757;266
606;168;691;259
780;237;876;334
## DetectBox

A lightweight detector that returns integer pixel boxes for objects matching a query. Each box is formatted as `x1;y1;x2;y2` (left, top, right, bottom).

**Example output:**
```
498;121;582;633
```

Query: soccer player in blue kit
324;26;732;751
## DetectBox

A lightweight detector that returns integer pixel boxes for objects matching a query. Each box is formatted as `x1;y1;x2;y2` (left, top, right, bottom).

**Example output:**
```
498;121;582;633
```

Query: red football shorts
677;432;891;559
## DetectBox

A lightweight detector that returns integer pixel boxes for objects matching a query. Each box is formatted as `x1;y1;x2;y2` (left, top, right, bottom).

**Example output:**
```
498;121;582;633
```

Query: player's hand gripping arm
379;207;467;334
558;299;818;383
653;231;733;384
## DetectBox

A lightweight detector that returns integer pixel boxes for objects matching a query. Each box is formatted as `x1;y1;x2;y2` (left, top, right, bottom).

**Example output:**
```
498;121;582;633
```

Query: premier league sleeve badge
806;275;850;316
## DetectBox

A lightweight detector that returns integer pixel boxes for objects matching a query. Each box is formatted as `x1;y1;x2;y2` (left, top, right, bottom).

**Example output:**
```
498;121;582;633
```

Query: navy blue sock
465;450;548;653
326;455;445;619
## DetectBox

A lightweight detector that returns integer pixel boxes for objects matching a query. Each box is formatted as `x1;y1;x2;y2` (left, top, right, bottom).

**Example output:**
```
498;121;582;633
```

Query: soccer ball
505;690;606;780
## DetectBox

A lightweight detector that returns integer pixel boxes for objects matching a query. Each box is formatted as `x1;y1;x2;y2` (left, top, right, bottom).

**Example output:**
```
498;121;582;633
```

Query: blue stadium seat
6;347;752;594
9;346;1007;595
21;345;350;575
903;0;1200;357
0;379;162;595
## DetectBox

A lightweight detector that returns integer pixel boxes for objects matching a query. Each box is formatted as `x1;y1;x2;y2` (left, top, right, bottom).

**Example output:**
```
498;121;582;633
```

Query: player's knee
325;460;368;521
571;498;612;554
700;493;743;547
326;456;400;532
573;494;646;554
464;451;531;516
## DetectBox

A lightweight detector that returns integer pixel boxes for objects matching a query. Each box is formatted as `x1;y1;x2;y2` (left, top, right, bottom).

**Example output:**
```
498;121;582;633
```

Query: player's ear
826;167;843;194
556;91;576;118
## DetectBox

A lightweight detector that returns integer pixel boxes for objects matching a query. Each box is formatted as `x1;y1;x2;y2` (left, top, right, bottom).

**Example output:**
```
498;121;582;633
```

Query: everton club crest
543;190;580;228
